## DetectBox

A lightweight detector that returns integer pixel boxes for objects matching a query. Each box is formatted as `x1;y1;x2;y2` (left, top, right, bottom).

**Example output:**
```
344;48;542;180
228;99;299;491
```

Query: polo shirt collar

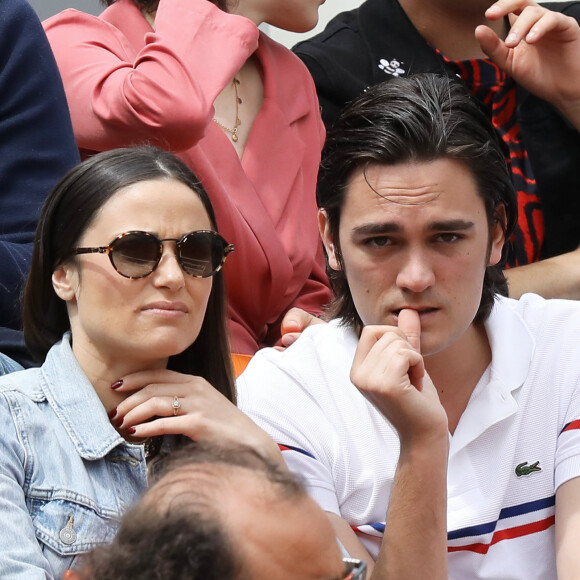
450;296;534;454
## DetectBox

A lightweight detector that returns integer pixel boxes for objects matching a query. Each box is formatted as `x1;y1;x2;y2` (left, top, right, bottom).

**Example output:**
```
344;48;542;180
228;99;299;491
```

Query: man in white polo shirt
237;74;580;579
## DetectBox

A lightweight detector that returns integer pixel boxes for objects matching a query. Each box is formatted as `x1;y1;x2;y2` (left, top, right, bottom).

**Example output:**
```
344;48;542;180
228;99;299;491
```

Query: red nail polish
127;427;136;435
108;407;117;419
111;380;123;390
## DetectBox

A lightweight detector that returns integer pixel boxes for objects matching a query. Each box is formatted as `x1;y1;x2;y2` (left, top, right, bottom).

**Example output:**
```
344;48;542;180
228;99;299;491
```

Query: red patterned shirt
441;54;544;267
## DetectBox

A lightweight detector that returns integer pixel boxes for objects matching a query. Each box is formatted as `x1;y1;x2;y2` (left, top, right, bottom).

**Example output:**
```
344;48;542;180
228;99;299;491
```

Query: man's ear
318;209;341;271
52;263;78;302
488;203;507;267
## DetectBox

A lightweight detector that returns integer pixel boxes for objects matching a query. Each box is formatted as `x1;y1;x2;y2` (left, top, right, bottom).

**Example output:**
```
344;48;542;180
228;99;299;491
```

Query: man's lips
391;306;439;320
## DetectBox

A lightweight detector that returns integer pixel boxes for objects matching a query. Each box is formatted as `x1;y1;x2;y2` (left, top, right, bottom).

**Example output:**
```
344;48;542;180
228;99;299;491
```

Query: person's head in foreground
24;145;234;392
72;442;367;580
318;73;518;350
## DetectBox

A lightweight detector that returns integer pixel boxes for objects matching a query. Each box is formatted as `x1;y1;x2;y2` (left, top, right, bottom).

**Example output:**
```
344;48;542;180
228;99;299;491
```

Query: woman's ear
318;209;341;271
52;264;78;302
488;203;507;267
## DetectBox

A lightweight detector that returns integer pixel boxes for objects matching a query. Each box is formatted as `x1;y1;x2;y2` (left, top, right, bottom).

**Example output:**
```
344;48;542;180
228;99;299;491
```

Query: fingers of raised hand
505;6;566;46
487;3;577;49
354;324;404;358
351;328;422;394
485;1;568;43
397;308;421;352
110;369;187;394
114;394;185;430
112;375;212;433
486;0;540;20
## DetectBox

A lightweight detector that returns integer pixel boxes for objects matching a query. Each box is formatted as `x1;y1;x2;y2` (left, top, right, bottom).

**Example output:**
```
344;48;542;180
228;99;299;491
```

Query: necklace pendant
232;133;239;142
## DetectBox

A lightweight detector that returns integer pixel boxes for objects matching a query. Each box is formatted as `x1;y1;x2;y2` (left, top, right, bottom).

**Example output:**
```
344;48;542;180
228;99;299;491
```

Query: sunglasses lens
111;233;161;278
178;231;226;278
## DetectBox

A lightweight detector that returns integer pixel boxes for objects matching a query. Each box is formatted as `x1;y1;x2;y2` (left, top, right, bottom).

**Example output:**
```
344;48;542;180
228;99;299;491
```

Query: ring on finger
172;395;181;416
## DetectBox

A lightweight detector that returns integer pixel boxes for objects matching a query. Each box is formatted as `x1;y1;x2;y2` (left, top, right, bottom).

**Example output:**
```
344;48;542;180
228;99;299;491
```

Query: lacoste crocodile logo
515;461;542;477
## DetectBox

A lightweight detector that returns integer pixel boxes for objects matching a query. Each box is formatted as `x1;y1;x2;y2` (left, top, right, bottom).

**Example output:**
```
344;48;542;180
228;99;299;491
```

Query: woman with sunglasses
0;146;280;579
43;0;332;371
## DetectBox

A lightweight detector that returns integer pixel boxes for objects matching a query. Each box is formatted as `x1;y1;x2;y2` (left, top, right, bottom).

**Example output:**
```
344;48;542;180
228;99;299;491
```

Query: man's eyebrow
351;222;401;236
427;219;475;231
352;219;475;237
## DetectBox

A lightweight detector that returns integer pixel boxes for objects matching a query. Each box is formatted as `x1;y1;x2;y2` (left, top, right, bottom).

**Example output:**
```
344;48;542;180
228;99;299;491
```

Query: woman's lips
141;301;188;315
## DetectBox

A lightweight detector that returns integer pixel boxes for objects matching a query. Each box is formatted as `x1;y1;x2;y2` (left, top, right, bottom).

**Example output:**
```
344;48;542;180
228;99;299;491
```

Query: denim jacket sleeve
0;393;56;579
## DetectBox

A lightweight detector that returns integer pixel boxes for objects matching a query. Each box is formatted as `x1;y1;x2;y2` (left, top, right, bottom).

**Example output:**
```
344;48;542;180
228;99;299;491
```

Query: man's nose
395;250;435;293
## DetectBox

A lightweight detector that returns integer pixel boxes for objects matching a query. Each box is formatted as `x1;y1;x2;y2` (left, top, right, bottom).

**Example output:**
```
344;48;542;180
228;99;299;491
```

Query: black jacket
294;0;580;258
0;0;79;365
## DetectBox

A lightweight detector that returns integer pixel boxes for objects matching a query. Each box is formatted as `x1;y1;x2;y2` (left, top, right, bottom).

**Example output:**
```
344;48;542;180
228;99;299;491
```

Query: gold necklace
213;77;242;142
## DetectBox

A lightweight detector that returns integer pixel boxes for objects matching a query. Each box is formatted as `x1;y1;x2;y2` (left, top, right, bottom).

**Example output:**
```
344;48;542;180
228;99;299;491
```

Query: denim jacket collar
39;332;126;461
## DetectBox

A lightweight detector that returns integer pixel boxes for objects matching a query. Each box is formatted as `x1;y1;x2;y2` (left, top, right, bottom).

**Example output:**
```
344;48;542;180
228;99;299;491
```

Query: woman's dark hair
318;73;518;331
101;0;228;15
23;146;234;403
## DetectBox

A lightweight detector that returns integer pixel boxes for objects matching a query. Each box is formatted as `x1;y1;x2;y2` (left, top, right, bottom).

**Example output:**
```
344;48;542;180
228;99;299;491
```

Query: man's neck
425;322;492;435
398;0;507;60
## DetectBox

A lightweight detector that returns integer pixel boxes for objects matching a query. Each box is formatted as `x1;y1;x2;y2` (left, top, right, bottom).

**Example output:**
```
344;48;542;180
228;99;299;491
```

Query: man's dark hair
77;443;305;580
318;73;518;330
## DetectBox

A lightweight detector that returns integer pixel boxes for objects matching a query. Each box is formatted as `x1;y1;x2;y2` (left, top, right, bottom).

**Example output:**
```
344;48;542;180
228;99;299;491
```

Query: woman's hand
110;369;282;464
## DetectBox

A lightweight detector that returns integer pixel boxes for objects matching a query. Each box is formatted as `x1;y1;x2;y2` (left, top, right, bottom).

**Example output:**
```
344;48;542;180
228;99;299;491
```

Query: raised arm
43;0;259;152
335;310;449;579
555;477;580;580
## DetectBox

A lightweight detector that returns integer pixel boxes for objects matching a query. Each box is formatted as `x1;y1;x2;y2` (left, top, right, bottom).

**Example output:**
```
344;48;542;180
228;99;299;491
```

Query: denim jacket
0;333;149;579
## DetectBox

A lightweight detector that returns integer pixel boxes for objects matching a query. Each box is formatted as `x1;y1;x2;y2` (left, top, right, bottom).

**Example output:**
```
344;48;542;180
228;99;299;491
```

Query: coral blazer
45;0;331;355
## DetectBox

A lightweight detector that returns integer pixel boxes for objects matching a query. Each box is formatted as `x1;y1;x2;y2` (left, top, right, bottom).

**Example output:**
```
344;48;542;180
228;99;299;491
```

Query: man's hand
351;311;449;580
476;0;580;127
350;309;447;442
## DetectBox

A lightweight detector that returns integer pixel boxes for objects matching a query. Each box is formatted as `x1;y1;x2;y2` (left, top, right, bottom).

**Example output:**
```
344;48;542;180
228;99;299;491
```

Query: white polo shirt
237;294;580;579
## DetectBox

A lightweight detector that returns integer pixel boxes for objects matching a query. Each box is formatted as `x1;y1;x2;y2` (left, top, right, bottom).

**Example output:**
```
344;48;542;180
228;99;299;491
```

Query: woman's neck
73;341;168;414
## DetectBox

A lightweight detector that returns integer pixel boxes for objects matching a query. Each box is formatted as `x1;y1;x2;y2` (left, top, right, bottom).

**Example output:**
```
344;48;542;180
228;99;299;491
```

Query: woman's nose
151;246;186;290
